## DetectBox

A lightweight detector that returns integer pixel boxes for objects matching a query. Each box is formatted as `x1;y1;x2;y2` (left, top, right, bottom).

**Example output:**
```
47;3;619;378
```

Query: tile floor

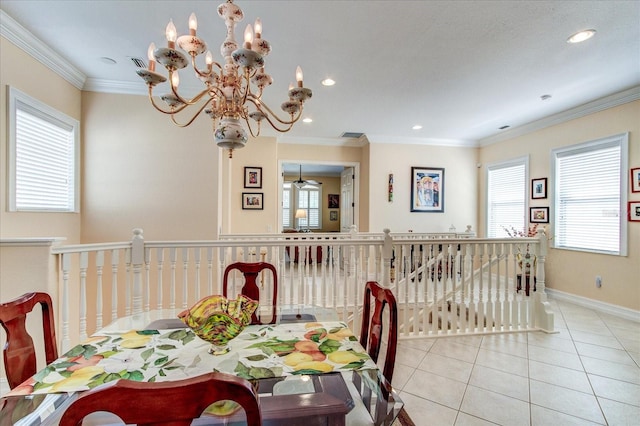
391;297;640;425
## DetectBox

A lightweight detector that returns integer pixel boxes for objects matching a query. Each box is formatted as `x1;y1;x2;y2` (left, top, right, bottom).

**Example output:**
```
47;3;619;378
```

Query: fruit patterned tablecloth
7;321;378;396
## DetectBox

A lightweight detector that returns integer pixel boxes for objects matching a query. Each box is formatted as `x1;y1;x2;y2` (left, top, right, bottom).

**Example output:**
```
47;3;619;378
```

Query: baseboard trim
546;289;640;323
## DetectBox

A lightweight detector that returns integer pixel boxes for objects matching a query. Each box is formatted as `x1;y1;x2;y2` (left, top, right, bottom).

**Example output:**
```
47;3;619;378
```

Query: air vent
341;132;365;138
130;57;147;68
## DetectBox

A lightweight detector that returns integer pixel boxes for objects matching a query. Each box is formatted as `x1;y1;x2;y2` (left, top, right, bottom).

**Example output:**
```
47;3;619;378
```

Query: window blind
487;161;526;237
555;143;622;254
10;88;79;212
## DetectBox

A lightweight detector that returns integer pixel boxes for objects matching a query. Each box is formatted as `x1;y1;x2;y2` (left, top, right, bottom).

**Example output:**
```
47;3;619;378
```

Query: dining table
0;305;404;426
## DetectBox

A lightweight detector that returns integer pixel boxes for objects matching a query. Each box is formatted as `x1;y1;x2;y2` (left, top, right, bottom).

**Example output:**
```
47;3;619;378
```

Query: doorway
279;161;359;232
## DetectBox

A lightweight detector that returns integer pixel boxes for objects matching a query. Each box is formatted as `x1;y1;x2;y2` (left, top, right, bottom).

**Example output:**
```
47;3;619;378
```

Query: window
282;183;292;228
9;87;80;212
282;182;322;230
486;158;527;237
552;133;628;255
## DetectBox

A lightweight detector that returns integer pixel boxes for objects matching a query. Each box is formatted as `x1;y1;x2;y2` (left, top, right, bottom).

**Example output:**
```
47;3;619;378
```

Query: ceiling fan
292;165;321;188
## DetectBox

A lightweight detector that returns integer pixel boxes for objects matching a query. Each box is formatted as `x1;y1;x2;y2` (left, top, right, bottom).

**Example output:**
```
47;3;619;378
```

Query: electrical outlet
595;276;602;288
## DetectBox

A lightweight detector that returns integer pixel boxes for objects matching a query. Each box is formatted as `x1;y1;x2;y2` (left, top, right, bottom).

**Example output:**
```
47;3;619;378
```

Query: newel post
130;228;145;315
534;228;555;332
382;229;393;287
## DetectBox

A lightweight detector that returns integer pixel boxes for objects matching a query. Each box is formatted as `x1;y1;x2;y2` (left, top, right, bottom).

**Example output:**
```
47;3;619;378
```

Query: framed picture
329;211;338;221
328;194;339;209
531;177;547;199
242;192;263;210
631;168;640;193
244;167;262;188
411;167;444;212
530;206;549;223
629;201;640;222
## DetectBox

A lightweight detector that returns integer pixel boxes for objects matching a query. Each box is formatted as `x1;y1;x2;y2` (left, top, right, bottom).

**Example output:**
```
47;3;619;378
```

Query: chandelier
136;0;312;158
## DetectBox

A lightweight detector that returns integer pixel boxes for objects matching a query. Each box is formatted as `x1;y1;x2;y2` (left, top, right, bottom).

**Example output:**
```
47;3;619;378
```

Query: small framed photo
531;177;547;199
631;168;640;193
242;192;263;210
629;201;640;222
244;167;262;189
411;166;444;213
530;206;549;223
329;211;338;221
328;194;340;209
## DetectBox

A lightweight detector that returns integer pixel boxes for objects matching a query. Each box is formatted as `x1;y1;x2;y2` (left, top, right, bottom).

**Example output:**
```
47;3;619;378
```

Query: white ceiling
1;0;639;148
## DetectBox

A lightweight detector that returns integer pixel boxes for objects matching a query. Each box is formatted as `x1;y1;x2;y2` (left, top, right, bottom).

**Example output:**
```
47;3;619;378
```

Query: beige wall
479;100;640;311
0;37;82;243
80;92;221;242
368;143;479;233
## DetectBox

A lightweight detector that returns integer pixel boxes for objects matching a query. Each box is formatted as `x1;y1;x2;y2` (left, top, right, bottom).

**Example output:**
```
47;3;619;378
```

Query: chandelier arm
243;115;261;138
168;71;211;106
169;99;214;128
248;96;303;126
190;55;223;79
148;87;191;115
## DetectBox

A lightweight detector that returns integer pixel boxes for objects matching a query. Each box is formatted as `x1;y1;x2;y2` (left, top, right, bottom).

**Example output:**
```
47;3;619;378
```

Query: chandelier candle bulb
254;18;262;38
244;25;253;49
166;20;177;49
296;66;304;87
147;43;156;72
189;13;197;36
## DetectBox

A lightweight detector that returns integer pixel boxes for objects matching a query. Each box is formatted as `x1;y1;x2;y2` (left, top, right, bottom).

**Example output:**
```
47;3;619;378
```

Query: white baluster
79;251;88;341
95;250;104;331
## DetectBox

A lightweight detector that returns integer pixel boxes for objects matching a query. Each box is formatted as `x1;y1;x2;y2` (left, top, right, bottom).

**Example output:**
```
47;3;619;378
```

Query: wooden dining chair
223;262;278;325
59;372;262;426
360;281;398;382
0;292;58;389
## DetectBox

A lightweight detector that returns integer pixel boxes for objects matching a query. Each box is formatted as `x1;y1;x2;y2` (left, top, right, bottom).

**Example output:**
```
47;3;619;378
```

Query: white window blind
487;160;527;237
282;183;292;228
553;134;627;255
297;184;322;229
9;88;79;212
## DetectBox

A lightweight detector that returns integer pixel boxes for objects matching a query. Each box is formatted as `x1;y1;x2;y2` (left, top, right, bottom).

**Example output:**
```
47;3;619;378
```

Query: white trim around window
8;87;80;212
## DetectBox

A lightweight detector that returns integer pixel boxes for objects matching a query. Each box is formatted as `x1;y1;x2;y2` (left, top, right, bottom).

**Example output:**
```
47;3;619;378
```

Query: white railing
49;228;554;351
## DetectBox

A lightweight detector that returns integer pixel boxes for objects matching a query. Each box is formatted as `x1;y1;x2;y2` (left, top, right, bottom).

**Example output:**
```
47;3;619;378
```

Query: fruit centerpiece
178;294;258;355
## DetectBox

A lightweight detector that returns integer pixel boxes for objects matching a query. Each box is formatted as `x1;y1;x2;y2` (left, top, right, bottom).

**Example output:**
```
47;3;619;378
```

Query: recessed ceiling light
567;29;596;44
321;78;335;86
412;125;422;130
100;57;117;65
303;117;313;123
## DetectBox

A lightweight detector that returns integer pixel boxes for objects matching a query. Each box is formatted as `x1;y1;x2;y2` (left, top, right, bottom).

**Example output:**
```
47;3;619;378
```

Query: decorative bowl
178;294;258;355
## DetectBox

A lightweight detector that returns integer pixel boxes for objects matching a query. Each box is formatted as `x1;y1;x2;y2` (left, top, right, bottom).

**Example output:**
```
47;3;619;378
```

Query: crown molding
367;134;477;147
277;135;368;147
479;85;640;147
83;78;147;95
0;10;86;90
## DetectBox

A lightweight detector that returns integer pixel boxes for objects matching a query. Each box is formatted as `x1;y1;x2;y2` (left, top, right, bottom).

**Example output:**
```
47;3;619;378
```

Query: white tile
460;385;530;425
403;369;467;409
528;344;583;370
570;330;625;350
469;364;529;402
530;380;605;423
430;339;480;364
530;405;603;426
417;352;474;383
528;332;578;353
475;348;528;377
394;344;427;368
454;412;497;426
619;337;640;354
575;341;637;366
398;337;435;352
391;363;414;391
581;356;640;384
480;334;528;358
598;397;640;425
588;374;640;407
528;360;592;393
399;391;457;426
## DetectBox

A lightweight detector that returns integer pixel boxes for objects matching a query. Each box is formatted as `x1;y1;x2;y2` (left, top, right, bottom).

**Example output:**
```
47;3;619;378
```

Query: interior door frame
278;160;360;233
